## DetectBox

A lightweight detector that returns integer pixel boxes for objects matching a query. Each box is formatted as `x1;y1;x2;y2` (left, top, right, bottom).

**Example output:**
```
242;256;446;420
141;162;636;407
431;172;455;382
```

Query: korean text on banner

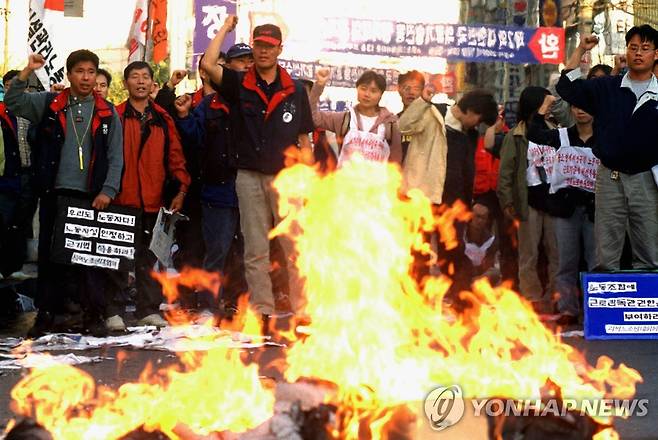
321;18;565;64
127;0;149;62
526;141;556;187
550;146;600;193
150;0;168;63
28;0;66;89
193;0;237;67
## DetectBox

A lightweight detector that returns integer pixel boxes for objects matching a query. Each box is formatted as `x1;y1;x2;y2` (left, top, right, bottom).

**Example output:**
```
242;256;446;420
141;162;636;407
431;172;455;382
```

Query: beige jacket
398;97;448;205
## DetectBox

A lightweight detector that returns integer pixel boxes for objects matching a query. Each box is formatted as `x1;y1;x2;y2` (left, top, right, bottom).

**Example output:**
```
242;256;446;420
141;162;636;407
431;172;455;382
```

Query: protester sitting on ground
556;25;658;271
527;94;597;325
463;203;499;284
309;67;402;166
475;108;517;288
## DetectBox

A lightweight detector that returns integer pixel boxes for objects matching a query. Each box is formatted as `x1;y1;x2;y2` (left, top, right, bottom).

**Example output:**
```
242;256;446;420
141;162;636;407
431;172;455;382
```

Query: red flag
44;0;64;11
150;0;168;63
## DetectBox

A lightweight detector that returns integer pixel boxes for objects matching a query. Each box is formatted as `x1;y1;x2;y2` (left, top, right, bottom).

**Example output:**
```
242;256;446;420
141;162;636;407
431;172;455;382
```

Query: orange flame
10;346;274;439
9;159;642;439
270;159;641;437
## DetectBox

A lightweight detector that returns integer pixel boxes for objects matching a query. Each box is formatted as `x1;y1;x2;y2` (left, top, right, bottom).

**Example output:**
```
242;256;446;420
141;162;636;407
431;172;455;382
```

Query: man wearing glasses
557;25;658;271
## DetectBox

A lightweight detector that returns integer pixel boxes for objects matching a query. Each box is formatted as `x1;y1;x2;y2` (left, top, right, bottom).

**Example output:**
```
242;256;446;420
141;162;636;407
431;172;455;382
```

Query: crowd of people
1;15;658;337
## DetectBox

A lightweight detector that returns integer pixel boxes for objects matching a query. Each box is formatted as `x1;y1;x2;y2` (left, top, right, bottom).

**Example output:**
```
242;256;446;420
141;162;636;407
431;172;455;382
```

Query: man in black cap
202;16;314;319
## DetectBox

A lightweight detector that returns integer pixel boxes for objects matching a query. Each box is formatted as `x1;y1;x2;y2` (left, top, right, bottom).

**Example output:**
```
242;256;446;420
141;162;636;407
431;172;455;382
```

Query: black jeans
106;211;163;318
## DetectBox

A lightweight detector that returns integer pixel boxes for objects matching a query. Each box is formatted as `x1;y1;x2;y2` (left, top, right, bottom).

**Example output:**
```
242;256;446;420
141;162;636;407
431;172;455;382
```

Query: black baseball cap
253;24;282;46
226;43;253;60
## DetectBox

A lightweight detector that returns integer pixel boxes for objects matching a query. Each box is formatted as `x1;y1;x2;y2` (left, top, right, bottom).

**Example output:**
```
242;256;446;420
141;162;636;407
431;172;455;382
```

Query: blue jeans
555;205;595;316
201;204;239;310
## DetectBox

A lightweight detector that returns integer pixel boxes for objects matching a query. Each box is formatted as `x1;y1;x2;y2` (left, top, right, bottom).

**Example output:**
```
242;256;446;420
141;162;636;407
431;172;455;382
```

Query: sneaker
106;315;127;332
137;313;169;327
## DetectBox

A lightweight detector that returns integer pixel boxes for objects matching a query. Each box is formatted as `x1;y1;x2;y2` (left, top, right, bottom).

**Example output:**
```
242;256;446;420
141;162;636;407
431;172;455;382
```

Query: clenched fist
223;15;238;32
27;53;46;71
579;34;599;51
316;67;331;86
167;69;188;89
174;94;193;118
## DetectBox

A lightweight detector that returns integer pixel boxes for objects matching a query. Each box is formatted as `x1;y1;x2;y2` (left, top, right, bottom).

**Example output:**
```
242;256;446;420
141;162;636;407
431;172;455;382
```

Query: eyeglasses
627;45;656;54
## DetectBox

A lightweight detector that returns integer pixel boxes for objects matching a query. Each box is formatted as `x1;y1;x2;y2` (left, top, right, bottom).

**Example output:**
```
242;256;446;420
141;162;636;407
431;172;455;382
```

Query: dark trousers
106;211;163;318
172;191;205;310
36;191;106;322
0;172;38;276
199;204;239;310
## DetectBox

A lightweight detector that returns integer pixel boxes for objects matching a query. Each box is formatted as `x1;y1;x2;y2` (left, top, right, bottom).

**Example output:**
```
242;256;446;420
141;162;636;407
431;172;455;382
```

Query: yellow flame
9;159;642;439
272;159;641;437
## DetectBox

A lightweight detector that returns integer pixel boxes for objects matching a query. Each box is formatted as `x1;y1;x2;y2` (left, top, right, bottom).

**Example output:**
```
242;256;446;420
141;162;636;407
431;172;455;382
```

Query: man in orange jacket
107;61;191;331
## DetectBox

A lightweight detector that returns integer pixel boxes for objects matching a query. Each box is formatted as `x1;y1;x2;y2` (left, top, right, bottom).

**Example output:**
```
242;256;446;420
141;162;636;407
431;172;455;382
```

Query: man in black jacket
556;25;658;270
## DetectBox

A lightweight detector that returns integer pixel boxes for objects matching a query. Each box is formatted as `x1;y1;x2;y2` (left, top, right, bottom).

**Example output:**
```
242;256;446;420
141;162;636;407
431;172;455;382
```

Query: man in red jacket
107;61;191;331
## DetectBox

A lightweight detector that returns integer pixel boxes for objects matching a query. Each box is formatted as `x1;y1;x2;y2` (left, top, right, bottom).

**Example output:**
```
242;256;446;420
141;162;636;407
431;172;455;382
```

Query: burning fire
273;158;642;438
8;159;642;439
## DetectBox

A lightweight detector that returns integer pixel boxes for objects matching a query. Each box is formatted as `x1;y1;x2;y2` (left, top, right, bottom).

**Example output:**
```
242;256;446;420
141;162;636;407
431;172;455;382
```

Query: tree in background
106;60;169;105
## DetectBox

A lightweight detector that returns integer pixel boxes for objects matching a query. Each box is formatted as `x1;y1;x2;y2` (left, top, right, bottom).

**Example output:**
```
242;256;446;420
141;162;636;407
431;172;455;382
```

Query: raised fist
27;53;46;71
579;34;599;51
614;54;627;69
223;15;238;32
50;83;66;93
168;70;187;88
174;94;192;118
316;67;331;86
538;94;557;115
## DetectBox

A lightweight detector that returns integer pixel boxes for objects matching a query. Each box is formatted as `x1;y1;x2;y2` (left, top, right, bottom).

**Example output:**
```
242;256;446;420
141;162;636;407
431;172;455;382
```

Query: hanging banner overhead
321;18;565;64
193;0;237;60
278;59;401;90
150;0;168;63
28;0;67;89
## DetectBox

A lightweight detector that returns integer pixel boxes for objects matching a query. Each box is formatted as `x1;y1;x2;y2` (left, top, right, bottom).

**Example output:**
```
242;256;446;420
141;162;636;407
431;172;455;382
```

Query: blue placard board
582;272;658;340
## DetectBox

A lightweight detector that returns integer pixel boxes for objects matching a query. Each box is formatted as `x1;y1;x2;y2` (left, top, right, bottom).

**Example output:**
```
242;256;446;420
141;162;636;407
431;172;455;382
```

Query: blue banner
583;272;658;340
321;18;565;64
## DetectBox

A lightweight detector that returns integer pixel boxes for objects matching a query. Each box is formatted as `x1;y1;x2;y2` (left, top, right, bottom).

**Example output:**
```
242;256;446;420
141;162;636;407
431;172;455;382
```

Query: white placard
71;252;120;270
100;228;135;244
67;207;95;221
64;238;92;252
97;211;136;227
550;146;600;193
64;223;99;238
96;243;135;260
